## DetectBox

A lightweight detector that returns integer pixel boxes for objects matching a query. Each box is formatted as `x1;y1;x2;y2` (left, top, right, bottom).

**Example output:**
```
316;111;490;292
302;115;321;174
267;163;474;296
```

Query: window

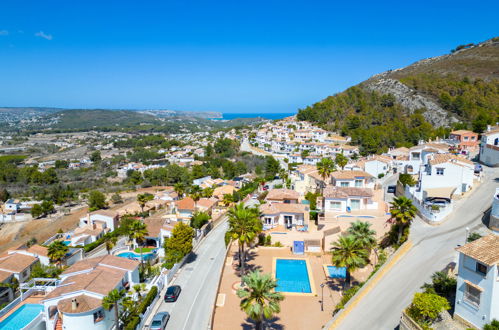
412;153;420;160
264;217;273;225
476;262;487;276
464;136;469;141
329;201;341;210
93;310;105;323
436;168;444;175
340;182;349;187
354;179;363;187
464;283;481;307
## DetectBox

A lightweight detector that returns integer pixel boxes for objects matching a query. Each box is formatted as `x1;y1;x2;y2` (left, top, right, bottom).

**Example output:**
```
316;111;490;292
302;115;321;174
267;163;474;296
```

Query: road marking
180;239;228;330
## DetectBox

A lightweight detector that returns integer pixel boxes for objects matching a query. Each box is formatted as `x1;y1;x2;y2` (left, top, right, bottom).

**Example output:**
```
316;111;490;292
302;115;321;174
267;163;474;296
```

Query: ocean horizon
220;112;295;120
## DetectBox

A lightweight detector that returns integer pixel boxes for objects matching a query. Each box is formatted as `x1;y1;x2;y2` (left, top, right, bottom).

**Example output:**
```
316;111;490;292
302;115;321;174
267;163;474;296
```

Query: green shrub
378;173;385;179
264;234;272;246
124;316;140;330
335;284;362;312
407;292;450;328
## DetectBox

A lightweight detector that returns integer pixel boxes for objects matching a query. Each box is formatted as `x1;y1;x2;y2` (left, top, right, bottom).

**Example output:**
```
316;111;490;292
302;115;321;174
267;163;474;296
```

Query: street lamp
465;227;470;244
320;283;325;311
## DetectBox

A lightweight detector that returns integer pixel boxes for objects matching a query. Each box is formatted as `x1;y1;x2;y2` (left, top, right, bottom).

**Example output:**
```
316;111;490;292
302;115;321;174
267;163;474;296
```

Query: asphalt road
336;166;499;330
149;219;229;330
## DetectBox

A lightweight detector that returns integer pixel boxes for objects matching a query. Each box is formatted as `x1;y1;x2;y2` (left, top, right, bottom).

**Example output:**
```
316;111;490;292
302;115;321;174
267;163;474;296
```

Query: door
284;216;293;228
350;199;361;210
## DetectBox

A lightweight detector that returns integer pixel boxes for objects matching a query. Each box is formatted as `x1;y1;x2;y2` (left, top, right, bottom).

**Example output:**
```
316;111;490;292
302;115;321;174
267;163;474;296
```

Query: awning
424;187;456;199
464;280;483;292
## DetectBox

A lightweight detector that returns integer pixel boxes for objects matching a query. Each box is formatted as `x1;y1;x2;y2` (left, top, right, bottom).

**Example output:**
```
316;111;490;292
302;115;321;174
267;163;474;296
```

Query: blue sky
0;1;497;113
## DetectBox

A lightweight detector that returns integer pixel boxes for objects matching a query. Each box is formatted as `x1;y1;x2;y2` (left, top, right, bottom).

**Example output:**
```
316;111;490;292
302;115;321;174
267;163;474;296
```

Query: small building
79;210;119;232
454;235;499;329
265;189;300;204
450;130;479;151
318;186;377;212
260;203;310;230
330;170;375;189
176;197;196;221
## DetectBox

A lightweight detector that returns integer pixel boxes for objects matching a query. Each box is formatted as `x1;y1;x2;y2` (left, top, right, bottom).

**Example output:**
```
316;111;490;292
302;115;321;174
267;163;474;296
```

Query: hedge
124;285;158;330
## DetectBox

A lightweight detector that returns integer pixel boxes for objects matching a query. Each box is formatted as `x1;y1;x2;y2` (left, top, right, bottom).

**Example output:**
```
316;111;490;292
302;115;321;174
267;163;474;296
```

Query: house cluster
382;140;480;223
249;117;358;164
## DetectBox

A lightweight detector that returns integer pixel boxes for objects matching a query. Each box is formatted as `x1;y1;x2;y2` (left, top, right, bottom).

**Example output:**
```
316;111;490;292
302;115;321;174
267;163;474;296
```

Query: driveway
335;166;498;330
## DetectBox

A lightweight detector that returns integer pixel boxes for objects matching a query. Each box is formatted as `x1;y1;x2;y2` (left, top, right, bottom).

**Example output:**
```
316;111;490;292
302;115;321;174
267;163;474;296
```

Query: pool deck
0;296;44;323
213;244;374;330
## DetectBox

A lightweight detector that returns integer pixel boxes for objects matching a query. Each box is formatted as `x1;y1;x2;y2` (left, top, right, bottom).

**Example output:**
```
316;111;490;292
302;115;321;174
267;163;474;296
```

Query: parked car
164;285;182;302
150;312;170;330
387;185;396;193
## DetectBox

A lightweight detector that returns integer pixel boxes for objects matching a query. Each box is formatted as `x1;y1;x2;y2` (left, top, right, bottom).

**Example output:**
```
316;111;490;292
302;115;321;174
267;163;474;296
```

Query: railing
0;296;22;318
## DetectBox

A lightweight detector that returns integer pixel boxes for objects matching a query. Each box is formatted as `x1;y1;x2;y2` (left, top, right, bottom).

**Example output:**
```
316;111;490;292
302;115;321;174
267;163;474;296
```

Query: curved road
335;166;499;330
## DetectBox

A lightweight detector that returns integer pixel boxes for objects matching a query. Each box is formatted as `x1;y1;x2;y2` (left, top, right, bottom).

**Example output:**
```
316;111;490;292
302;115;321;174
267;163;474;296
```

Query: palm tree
335;153;348;170
331;235;368;288
47;241;69;268
105;236;118;255
236;271;284;330
389;196;417;244
347;221;377;252
102;288;125;329
174;183;185;198
201;187;214;198
228;203;262;282
127;220;148;261
316;158;335;191
222;193;234;207
137;193;154;213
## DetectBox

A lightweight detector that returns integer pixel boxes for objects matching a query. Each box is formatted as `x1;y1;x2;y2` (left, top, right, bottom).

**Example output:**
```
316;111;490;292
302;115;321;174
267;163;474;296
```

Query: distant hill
49;109;159;129
297;37;499;154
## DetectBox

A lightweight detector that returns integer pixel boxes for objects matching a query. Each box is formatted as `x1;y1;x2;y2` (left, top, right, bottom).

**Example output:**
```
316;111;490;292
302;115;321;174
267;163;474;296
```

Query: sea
220;112;295;120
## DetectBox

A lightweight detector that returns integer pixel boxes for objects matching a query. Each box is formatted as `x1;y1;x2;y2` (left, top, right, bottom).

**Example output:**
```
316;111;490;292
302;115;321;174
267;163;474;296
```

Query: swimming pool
0;304;43;330
326;265;347;279
274;259;312;293
117;251;154;261
62;240;71;246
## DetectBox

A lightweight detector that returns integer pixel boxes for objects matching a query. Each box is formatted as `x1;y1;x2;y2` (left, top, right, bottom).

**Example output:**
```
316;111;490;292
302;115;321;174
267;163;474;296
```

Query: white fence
405;186;453;223
0;213;31;223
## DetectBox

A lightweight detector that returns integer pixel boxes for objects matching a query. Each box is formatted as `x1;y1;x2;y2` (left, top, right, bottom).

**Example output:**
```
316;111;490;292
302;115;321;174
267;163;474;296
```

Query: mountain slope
297;37;499;154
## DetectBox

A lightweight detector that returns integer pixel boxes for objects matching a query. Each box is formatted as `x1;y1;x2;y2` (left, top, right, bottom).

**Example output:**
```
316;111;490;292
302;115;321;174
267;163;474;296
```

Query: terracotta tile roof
428;154;474;166
213;185;236;197
196;198;217;209
259;203;308;215
451;130;476;135
27;245;49;257
331;170;373;180
0;253;38;273
176;197;195;210
144;217;172;237
57;294;102;314
323;186;373;198
0;270;13;283
456;235;499;266
45;267;126;299
62;255;139;275
265;189;300;201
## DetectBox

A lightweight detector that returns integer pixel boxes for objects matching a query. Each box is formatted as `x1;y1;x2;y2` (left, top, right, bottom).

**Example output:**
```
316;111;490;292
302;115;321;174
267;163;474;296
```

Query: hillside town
0;114;497;330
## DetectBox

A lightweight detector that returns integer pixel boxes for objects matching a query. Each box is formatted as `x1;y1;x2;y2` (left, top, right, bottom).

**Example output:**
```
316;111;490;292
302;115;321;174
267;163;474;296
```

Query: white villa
454;235;499;329
41;255;140;330
317;185;377;213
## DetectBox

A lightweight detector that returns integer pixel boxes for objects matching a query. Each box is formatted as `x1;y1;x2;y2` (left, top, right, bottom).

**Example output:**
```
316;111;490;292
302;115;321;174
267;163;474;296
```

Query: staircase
55;318;62;330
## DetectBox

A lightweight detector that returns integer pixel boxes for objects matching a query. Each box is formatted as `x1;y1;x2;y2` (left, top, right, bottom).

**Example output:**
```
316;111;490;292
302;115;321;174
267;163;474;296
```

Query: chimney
71;298;77;311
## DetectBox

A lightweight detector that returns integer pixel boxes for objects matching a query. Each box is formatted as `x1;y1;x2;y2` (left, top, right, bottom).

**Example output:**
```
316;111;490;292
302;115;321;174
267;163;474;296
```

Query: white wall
420;162;474;195
454;253;499;329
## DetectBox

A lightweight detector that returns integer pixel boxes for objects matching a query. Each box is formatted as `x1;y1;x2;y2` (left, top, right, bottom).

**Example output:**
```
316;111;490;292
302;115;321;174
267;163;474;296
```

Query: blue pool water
327;266;347;279
275;259;311;293
0;304;43;330
117;251;154;261
62;240;71;246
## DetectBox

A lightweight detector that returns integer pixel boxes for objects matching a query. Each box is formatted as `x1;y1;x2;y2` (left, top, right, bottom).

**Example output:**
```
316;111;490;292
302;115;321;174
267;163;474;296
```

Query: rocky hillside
362;38;499;126
297;37;499;154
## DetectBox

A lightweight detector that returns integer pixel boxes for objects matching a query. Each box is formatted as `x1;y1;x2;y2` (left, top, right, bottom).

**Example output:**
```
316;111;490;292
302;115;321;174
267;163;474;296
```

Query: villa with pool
0;255;140;330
